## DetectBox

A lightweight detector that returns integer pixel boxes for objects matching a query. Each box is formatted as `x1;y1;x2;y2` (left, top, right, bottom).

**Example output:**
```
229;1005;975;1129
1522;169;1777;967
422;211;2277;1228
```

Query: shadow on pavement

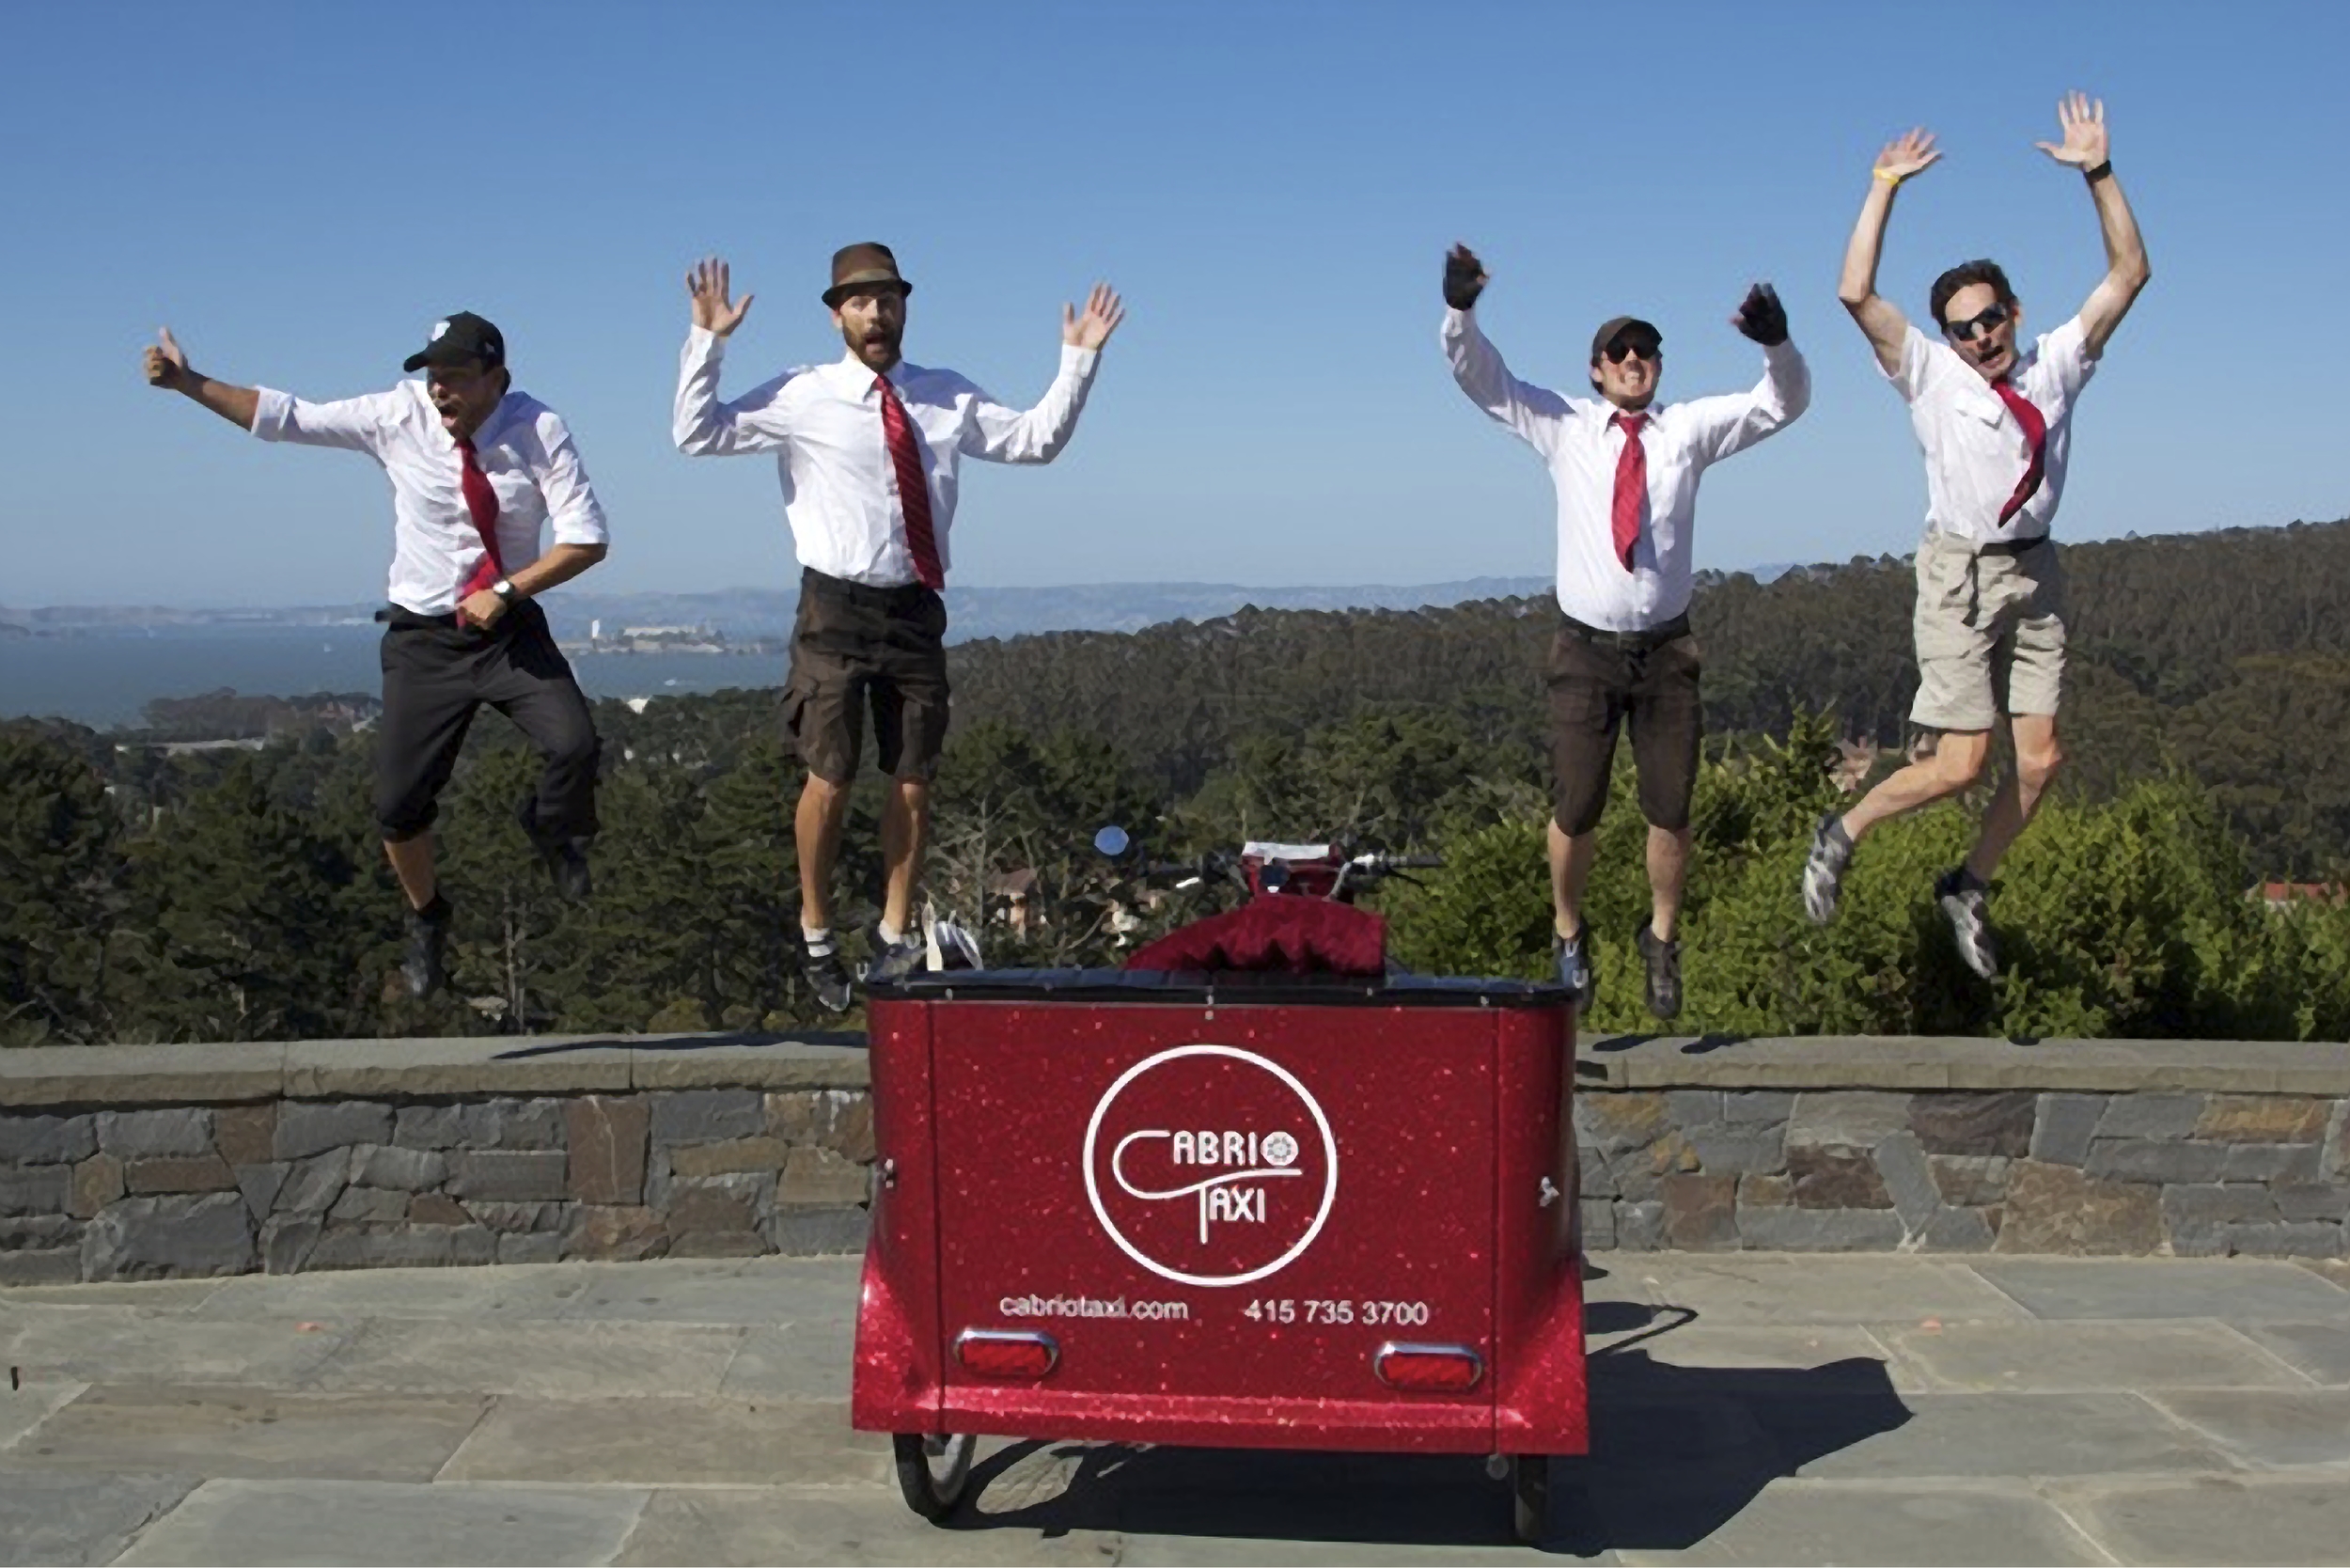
950;1301;1911;1555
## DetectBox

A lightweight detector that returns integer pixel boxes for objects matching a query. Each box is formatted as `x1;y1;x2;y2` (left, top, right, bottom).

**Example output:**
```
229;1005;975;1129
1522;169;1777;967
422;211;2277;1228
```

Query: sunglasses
1942;302;2012;342
1601;337;1662;364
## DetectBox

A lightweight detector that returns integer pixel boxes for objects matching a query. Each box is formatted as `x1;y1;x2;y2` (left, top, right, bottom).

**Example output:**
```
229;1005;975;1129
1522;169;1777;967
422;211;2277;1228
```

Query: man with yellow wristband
1801;95;2152;980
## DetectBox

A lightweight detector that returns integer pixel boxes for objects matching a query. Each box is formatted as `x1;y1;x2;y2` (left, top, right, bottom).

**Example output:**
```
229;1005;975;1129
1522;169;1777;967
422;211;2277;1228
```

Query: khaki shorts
1910;532;2066;733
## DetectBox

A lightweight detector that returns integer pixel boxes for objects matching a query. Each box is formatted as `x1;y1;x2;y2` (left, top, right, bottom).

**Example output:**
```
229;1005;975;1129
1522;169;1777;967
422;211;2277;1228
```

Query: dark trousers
374;601;600;843
1546;613;1703;836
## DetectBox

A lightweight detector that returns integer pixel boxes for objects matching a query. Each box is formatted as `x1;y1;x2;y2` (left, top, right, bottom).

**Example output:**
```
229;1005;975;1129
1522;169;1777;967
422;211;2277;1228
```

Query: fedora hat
822;242;913;308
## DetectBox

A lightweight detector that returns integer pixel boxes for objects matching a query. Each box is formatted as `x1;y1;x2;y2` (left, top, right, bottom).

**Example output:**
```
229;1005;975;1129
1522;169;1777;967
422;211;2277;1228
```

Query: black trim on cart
868;967;1574;1009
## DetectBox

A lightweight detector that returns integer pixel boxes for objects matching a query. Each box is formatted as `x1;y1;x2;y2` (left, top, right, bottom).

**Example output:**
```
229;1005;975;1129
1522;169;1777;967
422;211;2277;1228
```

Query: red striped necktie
1992;381;2048;526
457;437;506;599
875;375;945;591
1609;412;1650;572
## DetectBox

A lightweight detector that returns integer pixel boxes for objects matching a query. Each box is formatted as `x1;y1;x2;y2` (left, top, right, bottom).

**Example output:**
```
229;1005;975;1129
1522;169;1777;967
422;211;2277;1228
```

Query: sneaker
516;799;592;902
1552;929;1597;1015
1637;923;1682;1021
402;896;451;1000
801;946;854;1012
1801;812;1852;925
866;929;931;986
1935;868;1998;979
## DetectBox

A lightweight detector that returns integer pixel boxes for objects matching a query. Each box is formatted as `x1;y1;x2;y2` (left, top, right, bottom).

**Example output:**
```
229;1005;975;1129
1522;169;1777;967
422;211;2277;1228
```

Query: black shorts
1546;616;1702;836
783;568;950;785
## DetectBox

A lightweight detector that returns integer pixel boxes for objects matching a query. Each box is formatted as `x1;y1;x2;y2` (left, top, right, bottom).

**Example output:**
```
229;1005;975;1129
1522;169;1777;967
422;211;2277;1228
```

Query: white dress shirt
673;328;1101;588
1443;308;1810;632
250;381;609;617
1886;316;2097;545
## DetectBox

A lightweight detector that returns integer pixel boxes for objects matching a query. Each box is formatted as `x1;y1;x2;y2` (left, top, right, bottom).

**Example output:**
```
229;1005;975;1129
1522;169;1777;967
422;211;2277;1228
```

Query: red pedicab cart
853;839;1587;1542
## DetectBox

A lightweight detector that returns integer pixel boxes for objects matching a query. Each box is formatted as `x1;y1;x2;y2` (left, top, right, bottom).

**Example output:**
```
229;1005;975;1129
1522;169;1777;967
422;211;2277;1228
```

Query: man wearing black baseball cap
144;311;613;1000
1442;246;1810;1021
675;243;1124;1010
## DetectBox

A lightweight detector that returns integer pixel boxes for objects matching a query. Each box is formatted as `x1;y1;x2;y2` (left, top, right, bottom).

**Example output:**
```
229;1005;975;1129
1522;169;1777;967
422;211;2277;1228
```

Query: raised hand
143;327;191;390
1062;283;1126;351
1731;282;1789;346
686;257;754;337
1443;243;1488;311
2036;91;2109;169
1874;128;1941;183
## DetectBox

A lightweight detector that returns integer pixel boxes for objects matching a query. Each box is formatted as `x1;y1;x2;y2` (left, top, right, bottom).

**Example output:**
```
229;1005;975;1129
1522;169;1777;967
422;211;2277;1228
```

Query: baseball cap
403;311;506;373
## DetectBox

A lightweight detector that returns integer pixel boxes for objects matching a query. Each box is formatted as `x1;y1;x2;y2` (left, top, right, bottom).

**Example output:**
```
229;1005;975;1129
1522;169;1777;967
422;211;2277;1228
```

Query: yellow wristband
1873;166;1903;187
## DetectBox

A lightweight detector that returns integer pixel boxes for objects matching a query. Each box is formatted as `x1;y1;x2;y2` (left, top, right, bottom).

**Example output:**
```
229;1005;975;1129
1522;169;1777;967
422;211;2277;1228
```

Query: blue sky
4;0;2344;606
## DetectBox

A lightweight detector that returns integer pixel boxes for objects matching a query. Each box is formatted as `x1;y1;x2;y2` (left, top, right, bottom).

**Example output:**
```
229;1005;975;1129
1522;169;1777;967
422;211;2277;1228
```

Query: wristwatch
492;578;520;604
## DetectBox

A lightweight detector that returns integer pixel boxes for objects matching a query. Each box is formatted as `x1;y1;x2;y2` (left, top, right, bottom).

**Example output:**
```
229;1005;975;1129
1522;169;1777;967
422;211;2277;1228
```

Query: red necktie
875;375;945;591
1992;380;2048;527
456;437;506;599
1609;412;1649;572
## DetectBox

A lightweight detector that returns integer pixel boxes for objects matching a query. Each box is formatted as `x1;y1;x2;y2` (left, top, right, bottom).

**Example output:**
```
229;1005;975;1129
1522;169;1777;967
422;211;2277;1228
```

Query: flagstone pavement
5;1251;2349;1565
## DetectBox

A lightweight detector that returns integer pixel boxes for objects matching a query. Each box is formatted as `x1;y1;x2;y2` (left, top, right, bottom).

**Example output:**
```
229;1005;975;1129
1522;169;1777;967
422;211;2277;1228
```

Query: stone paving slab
2144;1388;2350;1466
0;1470;200;1568
0;1379;84;1449
1;1311;356;1388
10;1384;489;1482
1973;1257;2350;1320
718;1321;858;1402
7;1279;228;1311
2051;1476;2350;1566
544;1257;854;1325
439;1395;891;1487
1875;1319;2315;1392
1596;1479;2107;1566
304;1318;746;1398
614;1486;1124;1566
111;1478;649;1566
1589;1257;2032;1325
1780;1390;2236;1480
1593;1325;1932;1396
2237;1321;2350;1385
194;1261;594;1323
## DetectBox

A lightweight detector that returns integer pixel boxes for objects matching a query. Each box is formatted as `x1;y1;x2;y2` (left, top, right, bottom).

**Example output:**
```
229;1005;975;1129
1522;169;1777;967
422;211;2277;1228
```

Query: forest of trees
6;520;2348;1048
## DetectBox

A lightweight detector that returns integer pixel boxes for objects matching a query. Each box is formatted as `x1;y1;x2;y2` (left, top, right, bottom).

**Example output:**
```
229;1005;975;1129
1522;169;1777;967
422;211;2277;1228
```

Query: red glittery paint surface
854;991;1586;1458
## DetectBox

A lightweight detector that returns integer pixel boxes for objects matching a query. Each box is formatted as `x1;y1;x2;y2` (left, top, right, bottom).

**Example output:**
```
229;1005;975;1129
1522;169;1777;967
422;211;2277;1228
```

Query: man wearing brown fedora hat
1442;245;1809;1022
675;243;1124;1010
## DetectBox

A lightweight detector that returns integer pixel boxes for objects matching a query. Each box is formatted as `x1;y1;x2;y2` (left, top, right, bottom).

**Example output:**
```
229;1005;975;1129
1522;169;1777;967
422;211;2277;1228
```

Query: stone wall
1577;1088;2350;1259
4;1031;2347;1282
0;1037;871;1286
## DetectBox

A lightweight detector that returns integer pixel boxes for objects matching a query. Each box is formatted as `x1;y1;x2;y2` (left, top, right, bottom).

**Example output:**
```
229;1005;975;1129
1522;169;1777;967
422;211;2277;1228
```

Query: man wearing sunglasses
1443;247;1810;1020
1802;95;2151;980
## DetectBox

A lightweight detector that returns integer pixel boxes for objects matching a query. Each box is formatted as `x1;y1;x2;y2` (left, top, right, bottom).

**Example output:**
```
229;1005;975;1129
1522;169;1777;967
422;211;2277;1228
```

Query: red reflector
1375;1342;1483;1392
957;1329;1058;1380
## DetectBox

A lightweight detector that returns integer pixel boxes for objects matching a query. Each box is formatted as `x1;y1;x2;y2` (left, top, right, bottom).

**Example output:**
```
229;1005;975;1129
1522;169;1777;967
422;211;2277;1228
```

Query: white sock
803;926;835;957
878;920;905;948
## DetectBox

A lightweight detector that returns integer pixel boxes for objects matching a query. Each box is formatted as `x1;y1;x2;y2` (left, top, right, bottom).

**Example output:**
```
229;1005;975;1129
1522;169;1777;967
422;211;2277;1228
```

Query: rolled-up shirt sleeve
673;327;797;456
2038;315;2099;400
249;387;396;453
1441;307;1571;459
530;410;610;547
958;346;1101;463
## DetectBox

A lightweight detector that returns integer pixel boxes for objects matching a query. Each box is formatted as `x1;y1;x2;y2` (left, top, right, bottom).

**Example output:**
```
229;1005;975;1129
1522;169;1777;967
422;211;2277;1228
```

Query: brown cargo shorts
782;568;950;784
1546;614;1703;836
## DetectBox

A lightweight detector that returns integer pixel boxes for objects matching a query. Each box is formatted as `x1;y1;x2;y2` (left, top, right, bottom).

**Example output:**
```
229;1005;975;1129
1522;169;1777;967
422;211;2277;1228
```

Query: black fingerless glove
1735;282;1789;346
1443;253;1486;312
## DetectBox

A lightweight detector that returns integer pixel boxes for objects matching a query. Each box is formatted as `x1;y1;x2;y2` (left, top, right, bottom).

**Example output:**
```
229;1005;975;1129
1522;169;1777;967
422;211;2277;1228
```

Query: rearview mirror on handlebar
1093;825;1132;859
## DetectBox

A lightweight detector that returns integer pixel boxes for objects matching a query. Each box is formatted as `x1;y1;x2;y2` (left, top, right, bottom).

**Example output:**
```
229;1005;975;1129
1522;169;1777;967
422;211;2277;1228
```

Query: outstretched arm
143;329;261;431
673;256;794;456
2036;93;2150;355
961;284;1123;463
1838;130;1941;377
1684;284;1811;464
1438;243;1571;455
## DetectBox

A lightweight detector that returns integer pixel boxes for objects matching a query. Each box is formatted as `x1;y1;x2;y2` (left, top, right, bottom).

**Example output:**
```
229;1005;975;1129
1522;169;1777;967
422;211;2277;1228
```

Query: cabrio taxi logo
1082;1043;1338;1288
